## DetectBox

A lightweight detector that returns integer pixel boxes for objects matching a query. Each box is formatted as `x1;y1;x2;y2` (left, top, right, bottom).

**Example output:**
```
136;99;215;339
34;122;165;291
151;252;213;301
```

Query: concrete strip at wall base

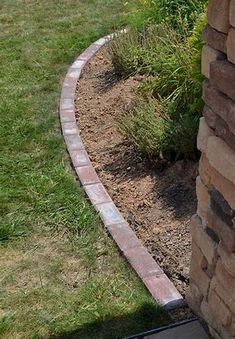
59;33;184;310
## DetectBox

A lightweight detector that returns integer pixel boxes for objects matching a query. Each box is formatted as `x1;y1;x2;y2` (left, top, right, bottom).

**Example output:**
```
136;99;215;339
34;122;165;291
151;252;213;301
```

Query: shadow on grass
49;303;170;339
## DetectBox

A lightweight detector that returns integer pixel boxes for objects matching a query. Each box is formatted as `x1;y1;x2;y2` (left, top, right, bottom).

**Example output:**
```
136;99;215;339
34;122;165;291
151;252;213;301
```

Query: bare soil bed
75;46;198;297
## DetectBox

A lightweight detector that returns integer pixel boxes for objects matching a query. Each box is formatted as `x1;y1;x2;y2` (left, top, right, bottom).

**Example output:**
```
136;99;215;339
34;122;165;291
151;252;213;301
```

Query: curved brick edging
59;33;184;310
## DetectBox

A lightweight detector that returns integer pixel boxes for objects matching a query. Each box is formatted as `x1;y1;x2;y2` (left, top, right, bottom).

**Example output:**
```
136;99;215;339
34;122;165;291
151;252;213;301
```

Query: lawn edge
59;31;185;310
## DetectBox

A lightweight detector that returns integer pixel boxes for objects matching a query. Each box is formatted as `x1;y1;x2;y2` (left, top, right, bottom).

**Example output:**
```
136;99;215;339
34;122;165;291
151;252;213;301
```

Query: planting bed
75;46;198;297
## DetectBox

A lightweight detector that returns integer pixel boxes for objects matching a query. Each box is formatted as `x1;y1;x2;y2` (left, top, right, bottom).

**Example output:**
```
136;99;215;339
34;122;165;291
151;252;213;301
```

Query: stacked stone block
188;1;235;338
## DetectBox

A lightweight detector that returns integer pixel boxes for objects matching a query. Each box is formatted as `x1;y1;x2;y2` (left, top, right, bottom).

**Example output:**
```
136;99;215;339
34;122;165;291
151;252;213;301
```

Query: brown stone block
199;153;212;187
207;208;235;252
218;244;235;276
196;176;210;225
227;28;235;64
202;45;226;78
203;300;233;339
197;117;215;153
203;24;227;54
206;136;235;186
208;288;232;328
230;0;235;27
215;259;235;301
229;319;235;337
191;214;218;265
192;241;208;270
208;327;222;339
202;105;217;129
215;115;235;152
211;277;235;314
208;0;230;33
209;186;235;227
200;153;235;211
210;60;235;101
211;170;235;212
201;298;218;331
190;256;210;297
202;300;232;339
203;80;235;135
186;281;203;315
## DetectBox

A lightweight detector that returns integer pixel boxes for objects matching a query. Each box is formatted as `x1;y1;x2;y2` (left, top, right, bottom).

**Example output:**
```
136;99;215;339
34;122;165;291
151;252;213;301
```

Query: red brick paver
59;34;184;309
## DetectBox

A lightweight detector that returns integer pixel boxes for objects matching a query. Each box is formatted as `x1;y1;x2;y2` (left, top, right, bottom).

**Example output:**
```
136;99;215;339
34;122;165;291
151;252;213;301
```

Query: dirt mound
75;47;198;297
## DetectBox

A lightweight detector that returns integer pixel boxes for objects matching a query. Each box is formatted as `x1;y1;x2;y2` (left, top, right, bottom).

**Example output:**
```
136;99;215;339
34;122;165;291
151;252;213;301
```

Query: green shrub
108;29;142;76
120;99;199;160
119;100;173;158
109;11;207;160
137;0;207;32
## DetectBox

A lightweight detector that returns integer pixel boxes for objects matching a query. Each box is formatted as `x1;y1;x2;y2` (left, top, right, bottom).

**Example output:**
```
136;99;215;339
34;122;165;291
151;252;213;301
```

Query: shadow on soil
100;139;197;294
95;69;123;94
101;139;198;221
48;303;171;339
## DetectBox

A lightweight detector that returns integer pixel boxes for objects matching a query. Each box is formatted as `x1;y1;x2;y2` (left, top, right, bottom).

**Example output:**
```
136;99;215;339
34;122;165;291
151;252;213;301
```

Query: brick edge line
59;32;184;310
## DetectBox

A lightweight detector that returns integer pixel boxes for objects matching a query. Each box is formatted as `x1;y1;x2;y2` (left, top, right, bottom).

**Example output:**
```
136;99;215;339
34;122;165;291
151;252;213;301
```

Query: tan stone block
216;259;235;301
218;244;235;276
192;240;208;270
207;208;235;252
208;288;232;328
208;327;222;339
201;298;217;330
211;171;235;212
209;324;232;339
230;0;235;27
211;112;235;152
227;28;235;64
206;136;235;185
208;0;230;33
191;214;218;265
202;45;226;78
186;281;203;315
211;277;235;314
199;153;212;187
203;303;233;339
203;24;227;54
199;153;235;210
209;186;235;228
210;60;235;101
229;318;235;337
203;80;235;136
196;176;210;225
190;258;210;297
203;105;217;129
215;115;235;152
197;117;215;153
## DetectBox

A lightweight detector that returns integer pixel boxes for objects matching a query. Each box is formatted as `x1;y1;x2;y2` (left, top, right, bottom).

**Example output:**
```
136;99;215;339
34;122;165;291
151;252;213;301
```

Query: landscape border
59;32;185;310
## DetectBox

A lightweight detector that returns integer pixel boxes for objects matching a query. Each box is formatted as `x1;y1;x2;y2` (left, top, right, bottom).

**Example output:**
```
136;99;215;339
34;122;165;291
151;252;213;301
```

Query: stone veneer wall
187;0;235;338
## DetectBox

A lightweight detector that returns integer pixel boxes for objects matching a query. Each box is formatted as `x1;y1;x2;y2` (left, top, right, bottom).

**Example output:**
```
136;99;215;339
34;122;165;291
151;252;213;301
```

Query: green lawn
0;0;169;338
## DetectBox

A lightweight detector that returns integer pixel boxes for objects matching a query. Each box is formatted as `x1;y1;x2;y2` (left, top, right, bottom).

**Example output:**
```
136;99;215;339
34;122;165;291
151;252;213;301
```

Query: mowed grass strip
0;0;169;338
